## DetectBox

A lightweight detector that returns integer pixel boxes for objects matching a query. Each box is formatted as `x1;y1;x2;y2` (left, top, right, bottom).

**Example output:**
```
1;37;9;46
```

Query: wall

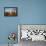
20;0;46;24
0;0;20;44
0;0;46;44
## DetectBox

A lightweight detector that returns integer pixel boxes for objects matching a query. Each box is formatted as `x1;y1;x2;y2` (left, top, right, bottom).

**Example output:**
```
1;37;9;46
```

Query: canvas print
4;7;17;16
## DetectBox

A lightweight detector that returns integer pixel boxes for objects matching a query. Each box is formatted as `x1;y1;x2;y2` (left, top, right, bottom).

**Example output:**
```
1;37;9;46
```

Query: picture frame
4;7;18;16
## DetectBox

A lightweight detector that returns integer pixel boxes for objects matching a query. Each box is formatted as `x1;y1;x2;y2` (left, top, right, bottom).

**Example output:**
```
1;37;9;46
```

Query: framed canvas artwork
4;7;18;16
